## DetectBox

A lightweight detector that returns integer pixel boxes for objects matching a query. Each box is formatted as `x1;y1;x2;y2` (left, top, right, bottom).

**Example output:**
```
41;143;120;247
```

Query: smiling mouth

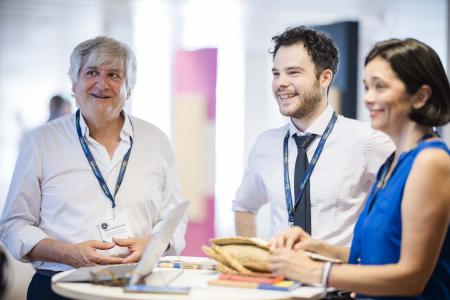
277;92;297;100
91;94;112;99
369;109;384;116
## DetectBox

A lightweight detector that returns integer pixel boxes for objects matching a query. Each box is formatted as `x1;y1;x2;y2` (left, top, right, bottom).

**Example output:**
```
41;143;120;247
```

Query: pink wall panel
172;49;217;256
173;49;217;121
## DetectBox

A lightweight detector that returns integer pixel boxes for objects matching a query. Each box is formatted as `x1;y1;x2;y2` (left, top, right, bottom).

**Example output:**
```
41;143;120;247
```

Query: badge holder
97;208;134;257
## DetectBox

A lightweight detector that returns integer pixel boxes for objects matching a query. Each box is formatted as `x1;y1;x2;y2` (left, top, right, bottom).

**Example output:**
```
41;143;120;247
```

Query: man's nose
274;74;289;88
95;74;108;88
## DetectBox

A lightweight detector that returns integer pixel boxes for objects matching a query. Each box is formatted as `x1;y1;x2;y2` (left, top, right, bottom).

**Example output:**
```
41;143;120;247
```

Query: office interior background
0;0;448;299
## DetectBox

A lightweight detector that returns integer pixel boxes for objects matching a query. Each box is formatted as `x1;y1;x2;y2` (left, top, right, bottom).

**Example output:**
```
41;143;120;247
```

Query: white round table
52;268;325;300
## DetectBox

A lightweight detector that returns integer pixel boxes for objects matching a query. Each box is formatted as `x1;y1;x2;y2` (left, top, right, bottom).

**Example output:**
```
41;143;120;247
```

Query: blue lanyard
75;109;133;208
283;111;337;227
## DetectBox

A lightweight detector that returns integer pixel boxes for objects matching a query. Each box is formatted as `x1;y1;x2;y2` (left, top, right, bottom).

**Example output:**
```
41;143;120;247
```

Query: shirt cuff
16;226;48;262
231;200;258;213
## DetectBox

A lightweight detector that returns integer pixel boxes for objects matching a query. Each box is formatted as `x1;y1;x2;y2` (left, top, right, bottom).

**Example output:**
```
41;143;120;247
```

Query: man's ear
320;69;333;89
412;85;432;109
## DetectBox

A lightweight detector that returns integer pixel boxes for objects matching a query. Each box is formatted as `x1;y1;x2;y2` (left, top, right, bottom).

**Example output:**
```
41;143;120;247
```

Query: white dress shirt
232;105;394;246
0;111;187;271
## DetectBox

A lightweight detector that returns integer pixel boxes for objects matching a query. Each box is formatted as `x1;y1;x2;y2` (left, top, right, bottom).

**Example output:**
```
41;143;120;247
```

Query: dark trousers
27;270;72;300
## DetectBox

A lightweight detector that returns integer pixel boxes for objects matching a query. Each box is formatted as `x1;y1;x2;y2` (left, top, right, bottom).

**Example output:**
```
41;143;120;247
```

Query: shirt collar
288;105;334;137
78;110;133;142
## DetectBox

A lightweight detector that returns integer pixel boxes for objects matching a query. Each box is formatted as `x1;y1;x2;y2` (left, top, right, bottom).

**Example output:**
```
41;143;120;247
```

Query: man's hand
64;240;124;268
113;237;149;263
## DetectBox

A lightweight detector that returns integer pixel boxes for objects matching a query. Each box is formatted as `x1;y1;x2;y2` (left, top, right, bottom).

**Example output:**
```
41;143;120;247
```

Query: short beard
293;88;321;119
281;81;322;119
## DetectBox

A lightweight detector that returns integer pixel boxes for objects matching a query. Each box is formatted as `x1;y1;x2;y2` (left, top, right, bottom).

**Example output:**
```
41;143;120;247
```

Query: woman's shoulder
415;143;450;166
412;141;450;179
415;140;449;162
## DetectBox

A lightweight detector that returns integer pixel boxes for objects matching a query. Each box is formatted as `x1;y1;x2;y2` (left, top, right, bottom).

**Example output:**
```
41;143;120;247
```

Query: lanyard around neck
75;109;133;208
283;111;338;227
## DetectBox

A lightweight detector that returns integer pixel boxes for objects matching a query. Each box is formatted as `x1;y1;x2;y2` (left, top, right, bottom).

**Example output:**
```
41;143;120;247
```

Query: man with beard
233;26;393;247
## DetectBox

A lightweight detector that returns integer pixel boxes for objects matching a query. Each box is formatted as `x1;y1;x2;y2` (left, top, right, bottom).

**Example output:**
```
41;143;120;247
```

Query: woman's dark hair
270;26;339;81
365;38;450;126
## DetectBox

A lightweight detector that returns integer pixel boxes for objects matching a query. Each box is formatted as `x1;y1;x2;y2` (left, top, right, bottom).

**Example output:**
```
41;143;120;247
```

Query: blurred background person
47;95;72;123
17;95;73;152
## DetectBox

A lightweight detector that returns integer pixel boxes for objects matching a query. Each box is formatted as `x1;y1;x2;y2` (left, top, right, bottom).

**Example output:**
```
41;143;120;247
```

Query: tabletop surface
52;267;325;300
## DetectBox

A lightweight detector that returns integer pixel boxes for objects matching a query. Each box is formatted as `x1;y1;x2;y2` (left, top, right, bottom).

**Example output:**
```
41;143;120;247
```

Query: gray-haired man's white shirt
0;112;187;271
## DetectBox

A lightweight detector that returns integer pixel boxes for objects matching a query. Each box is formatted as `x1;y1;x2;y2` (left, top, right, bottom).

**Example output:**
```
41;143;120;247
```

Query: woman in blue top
267;38;450;299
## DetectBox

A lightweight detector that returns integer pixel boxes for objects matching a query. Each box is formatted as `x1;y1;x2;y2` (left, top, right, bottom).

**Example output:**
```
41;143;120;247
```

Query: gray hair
68;36;137;96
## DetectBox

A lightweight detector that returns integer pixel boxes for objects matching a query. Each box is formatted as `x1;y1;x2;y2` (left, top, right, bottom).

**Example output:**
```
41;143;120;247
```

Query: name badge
97;211;134;257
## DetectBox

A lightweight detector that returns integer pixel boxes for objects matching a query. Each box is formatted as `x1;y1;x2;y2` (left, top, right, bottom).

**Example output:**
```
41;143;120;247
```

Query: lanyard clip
288;221;295;227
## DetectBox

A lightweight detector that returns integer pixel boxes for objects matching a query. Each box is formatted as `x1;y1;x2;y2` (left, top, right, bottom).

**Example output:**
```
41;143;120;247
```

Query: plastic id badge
124;284;191;294
97;211;134;257
97;212;133;243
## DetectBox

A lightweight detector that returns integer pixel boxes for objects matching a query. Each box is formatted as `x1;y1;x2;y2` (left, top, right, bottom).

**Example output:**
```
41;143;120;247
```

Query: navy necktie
293;134;316;234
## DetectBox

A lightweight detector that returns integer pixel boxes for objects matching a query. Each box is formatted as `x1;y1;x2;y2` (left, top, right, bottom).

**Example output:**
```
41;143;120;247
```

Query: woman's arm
297;238;350;263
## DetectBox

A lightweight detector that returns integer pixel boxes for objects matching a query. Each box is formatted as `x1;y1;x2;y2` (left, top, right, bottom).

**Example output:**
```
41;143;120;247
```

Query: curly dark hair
270;26;339;81
366;38;450;127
